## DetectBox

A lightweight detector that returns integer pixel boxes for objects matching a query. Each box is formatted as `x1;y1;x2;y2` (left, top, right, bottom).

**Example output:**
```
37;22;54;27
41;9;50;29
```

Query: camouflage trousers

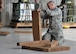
42;28;64;45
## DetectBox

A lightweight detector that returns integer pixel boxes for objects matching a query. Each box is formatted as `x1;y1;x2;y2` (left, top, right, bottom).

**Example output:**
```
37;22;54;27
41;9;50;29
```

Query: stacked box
12;3;35;22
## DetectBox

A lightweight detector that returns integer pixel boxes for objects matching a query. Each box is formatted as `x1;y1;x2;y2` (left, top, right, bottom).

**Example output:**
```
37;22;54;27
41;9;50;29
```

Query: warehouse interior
0;0;76;54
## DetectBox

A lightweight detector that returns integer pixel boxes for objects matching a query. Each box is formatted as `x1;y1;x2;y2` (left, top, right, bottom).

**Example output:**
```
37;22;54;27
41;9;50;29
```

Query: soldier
42;1;64;45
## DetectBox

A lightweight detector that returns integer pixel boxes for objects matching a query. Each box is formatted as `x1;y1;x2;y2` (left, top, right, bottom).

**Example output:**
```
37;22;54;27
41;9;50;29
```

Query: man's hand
37;8;40;11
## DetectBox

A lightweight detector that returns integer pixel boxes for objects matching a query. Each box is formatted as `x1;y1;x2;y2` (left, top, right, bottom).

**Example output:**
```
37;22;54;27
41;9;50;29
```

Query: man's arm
46;8;62;16
41;10;52;19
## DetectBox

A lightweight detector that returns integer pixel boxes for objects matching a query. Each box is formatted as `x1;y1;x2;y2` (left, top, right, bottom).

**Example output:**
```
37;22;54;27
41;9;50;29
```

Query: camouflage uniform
42;7;64;45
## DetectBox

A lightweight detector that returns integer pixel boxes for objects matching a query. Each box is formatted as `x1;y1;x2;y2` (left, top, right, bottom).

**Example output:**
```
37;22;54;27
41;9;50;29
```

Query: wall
1;0;18;26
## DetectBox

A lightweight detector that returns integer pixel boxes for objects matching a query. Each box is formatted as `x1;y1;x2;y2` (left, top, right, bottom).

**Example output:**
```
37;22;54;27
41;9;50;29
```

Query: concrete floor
0;27;76;54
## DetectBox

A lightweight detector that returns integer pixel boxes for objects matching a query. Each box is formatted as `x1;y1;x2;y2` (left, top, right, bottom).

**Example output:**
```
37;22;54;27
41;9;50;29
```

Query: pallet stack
0;31;10;35
10;22;32;28
10;2;35;28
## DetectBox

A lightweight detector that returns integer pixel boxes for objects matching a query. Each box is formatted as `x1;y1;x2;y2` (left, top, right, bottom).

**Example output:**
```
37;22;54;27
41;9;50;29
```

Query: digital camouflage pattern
42;7;64;45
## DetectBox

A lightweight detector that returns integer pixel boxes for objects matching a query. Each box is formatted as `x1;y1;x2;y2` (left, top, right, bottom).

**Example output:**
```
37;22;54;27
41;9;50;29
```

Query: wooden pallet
17;40;70;52
22;46;70;52
32;11;42;41
0;31;10;35
15;31;32;34
10;22;32;28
